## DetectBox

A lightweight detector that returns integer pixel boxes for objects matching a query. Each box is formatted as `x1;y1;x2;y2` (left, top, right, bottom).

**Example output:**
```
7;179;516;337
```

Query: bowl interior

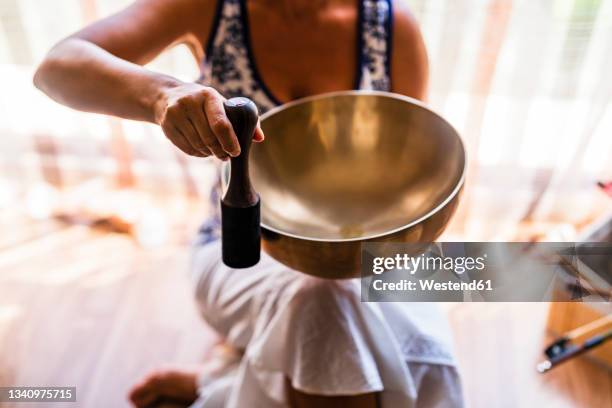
249;92;465;241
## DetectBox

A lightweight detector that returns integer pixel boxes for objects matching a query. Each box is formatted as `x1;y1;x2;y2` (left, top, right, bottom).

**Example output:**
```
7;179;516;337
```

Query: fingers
179;99;228;160
183;103;224;157
202;89;241;156
180;116;226;160
157;83;263;159
253;121;265;143
161;121;210;158
167;97;221;158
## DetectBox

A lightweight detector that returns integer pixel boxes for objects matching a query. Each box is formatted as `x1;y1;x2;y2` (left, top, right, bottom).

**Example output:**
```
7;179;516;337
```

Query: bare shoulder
390;0;428;100
391;0;422;46
144;0;218;40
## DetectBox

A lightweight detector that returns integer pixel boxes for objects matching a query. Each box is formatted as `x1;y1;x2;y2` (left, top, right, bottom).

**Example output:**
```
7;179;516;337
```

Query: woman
34;0;462;407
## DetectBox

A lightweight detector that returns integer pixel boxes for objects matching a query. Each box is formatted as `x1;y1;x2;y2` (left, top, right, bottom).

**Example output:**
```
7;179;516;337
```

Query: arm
33;0;262;159
390;0;429;101
287;380;379;408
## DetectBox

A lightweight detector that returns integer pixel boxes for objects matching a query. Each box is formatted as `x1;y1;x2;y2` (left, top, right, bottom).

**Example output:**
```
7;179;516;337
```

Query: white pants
189;241;464;408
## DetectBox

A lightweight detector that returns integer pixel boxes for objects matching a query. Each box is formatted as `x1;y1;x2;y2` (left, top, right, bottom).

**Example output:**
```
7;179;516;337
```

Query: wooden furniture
546;212;612;369
546;303;612;369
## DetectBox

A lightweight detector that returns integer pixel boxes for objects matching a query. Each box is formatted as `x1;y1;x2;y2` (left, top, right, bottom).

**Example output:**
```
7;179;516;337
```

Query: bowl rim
225;90;468;243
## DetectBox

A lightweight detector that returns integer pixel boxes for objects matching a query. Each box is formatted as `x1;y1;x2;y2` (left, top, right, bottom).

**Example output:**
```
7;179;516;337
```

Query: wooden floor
0;216;610;408
0;214;218;408
446;303;611;408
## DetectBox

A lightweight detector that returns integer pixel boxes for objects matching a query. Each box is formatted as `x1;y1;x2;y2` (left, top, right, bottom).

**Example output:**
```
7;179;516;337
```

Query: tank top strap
202;0;278;113
359;0;393;91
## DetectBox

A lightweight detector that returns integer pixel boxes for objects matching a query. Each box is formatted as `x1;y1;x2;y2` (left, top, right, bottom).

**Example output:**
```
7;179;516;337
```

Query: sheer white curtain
0;0;610;239
410;0;612;239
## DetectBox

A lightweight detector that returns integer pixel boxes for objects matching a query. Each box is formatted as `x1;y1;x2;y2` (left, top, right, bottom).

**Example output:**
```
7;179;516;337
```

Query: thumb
253;121;265;142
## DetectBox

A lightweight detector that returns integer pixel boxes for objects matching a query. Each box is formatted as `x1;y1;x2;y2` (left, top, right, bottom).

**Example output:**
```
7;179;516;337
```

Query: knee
190;241;222;302
290;277;356;316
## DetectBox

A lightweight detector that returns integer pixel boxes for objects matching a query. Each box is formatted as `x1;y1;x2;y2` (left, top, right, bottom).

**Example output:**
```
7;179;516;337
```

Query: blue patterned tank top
199;0;393;114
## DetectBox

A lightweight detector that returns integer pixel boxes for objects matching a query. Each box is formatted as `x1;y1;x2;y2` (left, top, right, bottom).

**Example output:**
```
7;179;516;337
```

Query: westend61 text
372;279;493;292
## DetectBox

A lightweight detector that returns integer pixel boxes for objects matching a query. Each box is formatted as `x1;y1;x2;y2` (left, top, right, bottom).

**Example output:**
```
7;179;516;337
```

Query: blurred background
0;0;611;407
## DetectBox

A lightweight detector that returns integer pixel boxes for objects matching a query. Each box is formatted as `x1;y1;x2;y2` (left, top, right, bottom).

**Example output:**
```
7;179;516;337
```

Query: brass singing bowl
225;91;466;279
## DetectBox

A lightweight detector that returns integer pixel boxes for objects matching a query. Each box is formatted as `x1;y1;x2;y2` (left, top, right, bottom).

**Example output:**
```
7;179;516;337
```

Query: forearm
33;38;180;123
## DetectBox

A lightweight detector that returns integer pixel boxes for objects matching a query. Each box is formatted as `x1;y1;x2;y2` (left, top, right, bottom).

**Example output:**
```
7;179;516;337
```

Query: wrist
148;74;183;124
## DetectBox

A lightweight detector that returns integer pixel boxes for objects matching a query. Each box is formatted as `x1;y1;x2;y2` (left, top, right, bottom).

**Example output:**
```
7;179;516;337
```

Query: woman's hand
33;0;264;161
154;82;265;160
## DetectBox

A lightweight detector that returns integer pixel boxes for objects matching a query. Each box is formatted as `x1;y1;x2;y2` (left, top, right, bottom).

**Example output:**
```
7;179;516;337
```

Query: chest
214;4;361;103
